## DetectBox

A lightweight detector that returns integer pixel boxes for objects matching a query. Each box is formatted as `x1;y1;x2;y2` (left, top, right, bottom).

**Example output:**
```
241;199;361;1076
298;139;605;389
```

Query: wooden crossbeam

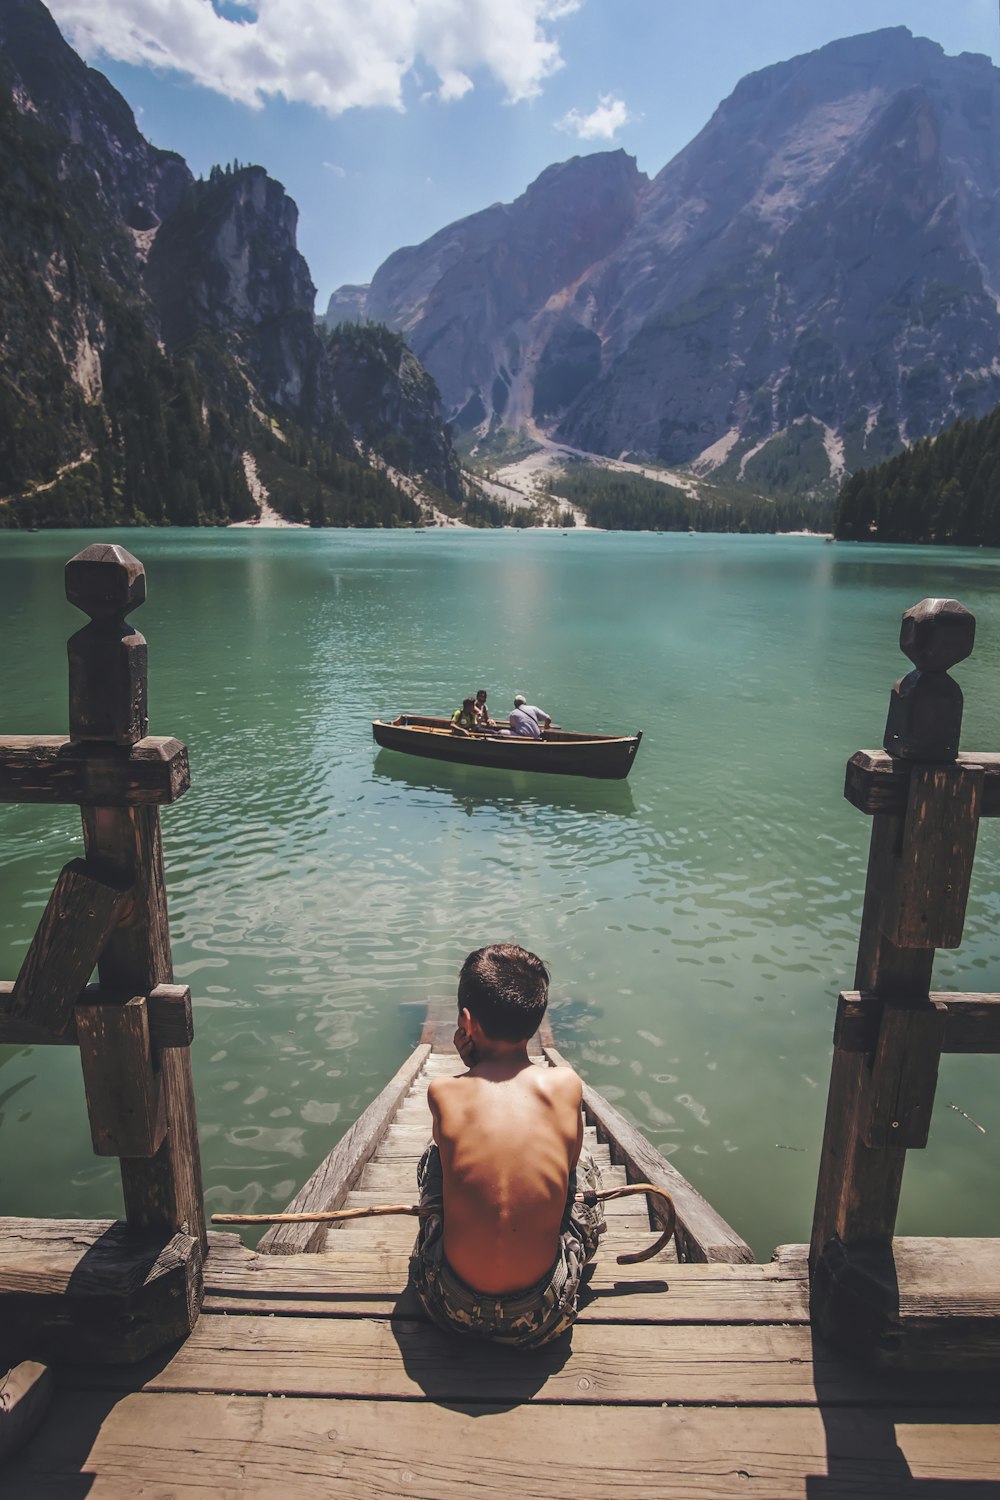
0;736;189;805
845;749;1000;816
9;859;132;1034
0;981;193;1049
835;990;1000;1054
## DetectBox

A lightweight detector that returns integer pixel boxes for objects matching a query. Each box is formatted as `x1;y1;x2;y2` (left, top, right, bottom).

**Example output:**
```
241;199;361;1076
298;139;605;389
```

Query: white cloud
322;161;347;177
557;92;629;141
47;0;582;113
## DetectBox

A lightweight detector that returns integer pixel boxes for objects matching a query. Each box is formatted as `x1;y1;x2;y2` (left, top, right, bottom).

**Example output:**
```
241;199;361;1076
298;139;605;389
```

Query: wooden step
203;1244;796;1323
10;1392;999;1499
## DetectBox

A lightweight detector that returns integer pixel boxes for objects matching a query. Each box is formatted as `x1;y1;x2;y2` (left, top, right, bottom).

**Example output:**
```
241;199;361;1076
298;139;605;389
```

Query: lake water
2;528;1000;1259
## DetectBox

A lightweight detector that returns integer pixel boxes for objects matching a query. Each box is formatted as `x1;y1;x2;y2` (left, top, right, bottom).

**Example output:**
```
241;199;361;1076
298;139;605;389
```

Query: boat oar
211;1182;676;1266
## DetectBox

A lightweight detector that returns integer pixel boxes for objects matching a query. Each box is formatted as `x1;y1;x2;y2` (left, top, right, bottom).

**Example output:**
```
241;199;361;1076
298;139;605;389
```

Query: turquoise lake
2;528;1000;1259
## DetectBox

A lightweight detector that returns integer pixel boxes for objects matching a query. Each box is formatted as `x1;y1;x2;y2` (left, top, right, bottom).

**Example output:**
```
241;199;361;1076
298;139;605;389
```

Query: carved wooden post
810;598;981;1357
67;544;206;1252
0;545;205;1364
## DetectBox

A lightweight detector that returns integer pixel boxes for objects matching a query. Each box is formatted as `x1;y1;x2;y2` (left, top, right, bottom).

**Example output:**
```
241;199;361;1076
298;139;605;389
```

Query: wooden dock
5;1012;1000;1496
4;558;1000;1494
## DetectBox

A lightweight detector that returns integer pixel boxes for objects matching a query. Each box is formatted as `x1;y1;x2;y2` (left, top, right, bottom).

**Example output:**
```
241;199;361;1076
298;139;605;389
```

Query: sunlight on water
2;529;1000;1256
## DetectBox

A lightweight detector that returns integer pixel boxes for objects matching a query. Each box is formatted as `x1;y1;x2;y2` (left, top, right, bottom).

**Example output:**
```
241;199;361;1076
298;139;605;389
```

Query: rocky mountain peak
344;25;1000;495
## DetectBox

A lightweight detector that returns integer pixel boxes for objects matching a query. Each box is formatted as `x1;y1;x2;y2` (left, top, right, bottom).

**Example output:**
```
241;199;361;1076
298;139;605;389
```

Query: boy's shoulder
428;1063;582;1099
539;1062;583;1101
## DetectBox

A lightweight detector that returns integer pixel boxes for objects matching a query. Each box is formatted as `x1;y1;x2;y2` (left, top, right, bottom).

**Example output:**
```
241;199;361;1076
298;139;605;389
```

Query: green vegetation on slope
546;466;834;533
835;406;1000;545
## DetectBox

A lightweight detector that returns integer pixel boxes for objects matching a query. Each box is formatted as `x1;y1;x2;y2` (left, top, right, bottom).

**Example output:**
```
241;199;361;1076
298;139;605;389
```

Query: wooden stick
213;1203;423;1226
212;1184;677;1265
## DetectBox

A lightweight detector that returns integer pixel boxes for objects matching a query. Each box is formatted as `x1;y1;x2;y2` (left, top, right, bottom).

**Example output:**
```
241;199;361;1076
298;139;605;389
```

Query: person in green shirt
451;697;478;734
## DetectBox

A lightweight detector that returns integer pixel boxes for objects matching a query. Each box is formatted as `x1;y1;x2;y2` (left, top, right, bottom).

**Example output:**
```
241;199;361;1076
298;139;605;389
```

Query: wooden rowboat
372;715;642;781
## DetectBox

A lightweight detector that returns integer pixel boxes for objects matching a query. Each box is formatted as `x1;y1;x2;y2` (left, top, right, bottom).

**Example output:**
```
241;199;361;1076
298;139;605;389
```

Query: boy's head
458;943;549;1043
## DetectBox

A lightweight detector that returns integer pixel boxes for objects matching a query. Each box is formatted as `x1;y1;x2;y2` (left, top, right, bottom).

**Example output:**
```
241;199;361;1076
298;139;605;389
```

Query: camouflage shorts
408;1143;605;1349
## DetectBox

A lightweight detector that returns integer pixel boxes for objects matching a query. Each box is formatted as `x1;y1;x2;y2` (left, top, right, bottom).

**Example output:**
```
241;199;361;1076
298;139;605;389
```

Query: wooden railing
810;597;1000;1368
0;544;205;1364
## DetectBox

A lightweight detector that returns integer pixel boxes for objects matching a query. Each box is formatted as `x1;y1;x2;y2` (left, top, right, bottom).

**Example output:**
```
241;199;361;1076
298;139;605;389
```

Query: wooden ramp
5;1020;1000;1496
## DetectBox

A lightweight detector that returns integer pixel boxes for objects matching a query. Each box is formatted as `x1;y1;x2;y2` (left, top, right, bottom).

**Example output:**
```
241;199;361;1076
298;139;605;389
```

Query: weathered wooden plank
845;747;1000;818
858;997;946;1150
810;815;933;1268
0;736;190;806
201;1241;808;1323
0;981;193;1050
80;803;206;1252
808;1236;1000;1371
121;1045;207;1254
82;805;173;996
0;1218;202;1365
778;1239;1000;1317
883;764;982;949
835;990;1000;1054
853;814;936;999
76;996;166;1157
543;1045;752;1265
258;1044;433;1255
69;1313;1000;1407
9;858;132;1034
8;1393;1000;1500
0;1361;52;1466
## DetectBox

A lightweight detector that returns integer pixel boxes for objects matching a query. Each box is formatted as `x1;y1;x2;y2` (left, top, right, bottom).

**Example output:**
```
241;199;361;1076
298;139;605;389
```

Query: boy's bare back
428;1060;584;1294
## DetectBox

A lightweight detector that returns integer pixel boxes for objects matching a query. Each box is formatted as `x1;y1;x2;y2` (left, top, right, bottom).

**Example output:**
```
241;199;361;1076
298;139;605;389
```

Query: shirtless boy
409;944;605;1347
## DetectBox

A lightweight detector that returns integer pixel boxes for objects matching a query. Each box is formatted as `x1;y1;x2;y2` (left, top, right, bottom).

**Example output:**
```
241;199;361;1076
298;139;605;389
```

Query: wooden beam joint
77;995;167;1158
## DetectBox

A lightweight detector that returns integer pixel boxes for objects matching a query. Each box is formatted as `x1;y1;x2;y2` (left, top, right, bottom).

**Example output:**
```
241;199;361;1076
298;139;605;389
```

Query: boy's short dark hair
458;943;549;1042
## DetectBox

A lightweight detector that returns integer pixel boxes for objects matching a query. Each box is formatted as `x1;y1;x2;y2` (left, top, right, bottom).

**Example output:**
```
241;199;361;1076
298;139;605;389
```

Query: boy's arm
571;1091;584;1168
427;1077;443;1146
549;1066;584;1167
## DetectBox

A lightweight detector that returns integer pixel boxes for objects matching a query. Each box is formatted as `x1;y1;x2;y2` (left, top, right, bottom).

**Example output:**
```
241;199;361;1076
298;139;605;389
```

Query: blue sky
48;1;1000;311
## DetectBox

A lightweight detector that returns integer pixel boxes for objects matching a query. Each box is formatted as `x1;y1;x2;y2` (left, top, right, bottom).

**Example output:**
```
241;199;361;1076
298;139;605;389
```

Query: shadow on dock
389;1279;573;1414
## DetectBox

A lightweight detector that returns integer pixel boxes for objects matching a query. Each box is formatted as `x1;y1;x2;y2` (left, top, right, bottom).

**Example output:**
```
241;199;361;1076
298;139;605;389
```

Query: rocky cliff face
330;150;648;432
330;28;1000;492
0;0;464;525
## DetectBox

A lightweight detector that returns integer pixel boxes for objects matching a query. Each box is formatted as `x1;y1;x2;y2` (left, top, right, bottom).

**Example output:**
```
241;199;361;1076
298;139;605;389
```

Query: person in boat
509;693;551;737
450;697;478;735
409;944;605;1348
473;688;493;727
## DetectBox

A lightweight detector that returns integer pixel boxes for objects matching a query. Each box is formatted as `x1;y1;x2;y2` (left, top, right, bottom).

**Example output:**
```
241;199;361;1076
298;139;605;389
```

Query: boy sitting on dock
410;943;605;1347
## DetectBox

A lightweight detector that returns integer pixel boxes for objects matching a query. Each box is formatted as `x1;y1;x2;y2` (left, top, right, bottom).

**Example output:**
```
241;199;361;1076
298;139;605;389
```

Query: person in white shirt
510;693;551;737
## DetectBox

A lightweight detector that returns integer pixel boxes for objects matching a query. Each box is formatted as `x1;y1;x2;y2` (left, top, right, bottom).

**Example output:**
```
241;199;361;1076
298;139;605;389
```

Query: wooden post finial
883;597;975;762
65;543;146;620
65;544;148;746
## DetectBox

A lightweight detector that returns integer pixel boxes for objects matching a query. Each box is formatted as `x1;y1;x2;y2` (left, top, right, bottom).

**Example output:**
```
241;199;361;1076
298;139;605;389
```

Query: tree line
546;468;833;533
835;406;1000;545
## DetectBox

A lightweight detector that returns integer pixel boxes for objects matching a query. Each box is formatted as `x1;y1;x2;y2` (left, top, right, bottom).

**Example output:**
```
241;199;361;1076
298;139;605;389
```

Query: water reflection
371;749;637;818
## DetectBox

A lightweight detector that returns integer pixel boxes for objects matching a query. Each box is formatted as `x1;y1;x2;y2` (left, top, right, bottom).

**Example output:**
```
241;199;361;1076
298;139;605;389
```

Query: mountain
328;29;1000;497
0;0;465;528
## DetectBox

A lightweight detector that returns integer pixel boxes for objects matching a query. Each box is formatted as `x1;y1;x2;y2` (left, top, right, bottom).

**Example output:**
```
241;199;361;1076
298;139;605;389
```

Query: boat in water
371;714;642;780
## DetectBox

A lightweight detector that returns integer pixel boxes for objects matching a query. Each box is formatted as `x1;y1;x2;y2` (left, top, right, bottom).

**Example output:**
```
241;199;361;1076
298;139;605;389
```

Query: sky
47;0;1000;312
